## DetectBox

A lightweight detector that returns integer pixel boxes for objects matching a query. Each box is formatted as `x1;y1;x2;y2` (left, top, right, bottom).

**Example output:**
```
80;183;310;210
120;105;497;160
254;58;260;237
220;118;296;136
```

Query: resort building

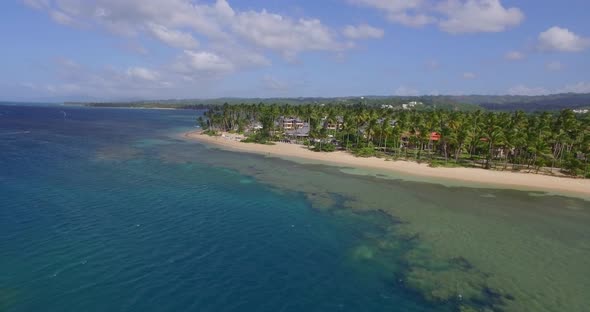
377;118;397;128
251;122;263;130
281;117;305;130
402;101;422;110
285;125;310;140
325;116;344;130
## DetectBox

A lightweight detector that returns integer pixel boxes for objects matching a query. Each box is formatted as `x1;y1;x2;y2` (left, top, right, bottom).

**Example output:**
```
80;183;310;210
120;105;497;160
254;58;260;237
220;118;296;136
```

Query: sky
1;0;590;101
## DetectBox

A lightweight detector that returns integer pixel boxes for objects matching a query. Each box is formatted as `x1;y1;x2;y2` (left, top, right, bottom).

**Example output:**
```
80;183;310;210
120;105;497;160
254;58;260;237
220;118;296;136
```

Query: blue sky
1;0;590;101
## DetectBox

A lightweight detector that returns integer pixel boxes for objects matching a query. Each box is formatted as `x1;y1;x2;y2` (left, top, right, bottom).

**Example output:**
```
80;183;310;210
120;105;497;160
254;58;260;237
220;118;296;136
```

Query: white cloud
231;10;346;56
21;58;175;100
388;12;436;27
438;0;524;34
350;0;524;33
126;67;159;81
350;0;435;27
545;61;563;72
23;0;49;9
538;26;589;52
23;0;229;39
350;0;423;12
176;50;234;74
214;0;235;19
147;24;199;49
343;24;384;39
22;0;358;67
24;1;293;97
462;72;476;79
505;51;525;60
50;10;74;25
207;39;272;70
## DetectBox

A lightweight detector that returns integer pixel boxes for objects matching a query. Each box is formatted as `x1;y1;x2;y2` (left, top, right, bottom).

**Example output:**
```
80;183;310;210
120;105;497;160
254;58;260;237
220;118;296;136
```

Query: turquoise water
0;106;440;311
2;105;589;312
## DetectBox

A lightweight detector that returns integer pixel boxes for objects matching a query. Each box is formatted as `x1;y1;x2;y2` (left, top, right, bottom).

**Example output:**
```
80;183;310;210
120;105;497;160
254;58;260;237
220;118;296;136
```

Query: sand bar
184;131;590;197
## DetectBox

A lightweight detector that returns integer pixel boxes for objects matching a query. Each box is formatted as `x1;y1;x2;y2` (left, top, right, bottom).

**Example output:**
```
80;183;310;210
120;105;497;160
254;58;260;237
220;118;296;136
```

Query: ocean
1;105;589;312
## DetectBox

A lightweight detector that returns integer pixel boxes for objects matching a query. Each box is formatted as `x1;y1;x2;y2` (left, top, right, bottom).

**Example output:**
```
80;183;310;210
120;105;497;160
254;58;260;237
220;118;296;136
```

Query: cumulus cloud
49;10;75;25
175;50;234;74
350;0;524;33
350;0;423;12
22;0;230;41
538;26;589;52
504;51;525;60
147;24;199;49
343;24;384;39
438;0;524;34
350;0;434;27
25;0;355;58
22;0;49;9
20;58;174;100
388;12;436;27
126;67;159;81
231;10;347;56
20;0;382;99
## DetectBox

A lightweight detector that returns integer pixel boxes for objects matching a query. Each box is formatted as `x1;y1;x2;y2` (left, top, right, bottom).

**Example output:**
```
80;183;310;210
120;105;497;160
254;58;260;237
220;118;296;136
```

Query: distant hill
441;93;590;111
64;93;590;112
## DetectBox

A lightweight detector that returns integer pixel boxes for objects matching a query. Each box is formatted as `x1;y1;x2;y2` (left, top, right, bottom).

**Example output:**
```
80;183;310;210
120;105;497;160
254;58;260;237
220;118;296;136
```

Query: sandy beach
184;131;590;196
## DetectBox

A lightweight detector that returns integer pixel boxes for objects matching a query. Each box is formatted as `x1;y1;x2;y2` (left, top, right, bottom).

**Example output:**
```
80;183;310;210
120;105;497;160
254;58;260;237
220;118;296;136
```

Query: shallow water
1;105;589;312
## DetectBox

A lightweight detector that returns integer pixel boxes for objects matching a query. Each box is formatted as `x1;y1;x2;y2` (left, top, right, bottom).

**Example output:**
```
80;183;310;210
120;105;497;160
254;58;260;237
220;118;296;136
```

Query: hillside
65;93;590;112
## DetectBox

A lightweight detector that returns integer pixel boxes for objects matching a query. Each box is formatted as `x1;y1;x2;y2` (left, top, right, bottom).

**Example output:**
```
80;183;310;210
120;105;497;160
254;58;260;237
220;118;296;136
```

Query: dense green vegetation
200;103;590;177
456;93;590;111
67;92;590;112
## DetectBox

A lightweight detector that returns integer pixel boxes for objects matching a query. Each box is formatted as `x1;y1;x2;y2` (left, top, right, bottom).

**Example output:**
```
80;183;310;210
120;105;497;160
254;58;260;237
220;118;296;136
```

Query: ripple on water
3;106;589;312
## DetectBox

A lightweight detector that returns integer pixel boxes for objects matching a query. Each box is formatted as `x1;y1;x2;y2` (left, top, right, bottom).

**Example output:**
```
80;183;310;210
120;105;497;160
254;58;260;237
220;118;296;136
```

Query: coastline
184;131;590;197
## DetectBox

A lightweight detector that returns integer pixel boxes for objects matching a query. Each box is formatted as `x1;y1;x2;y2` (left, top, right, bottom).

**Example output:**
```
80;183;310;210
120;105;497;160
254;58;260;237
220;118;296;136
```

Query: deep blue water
0;105;439;312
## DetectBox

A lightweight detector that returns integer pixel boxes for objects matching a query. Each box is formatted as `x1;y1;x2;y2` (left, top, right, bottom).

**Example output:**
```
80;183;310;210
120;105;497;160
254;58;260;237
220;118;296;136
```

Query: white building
402;101;422;110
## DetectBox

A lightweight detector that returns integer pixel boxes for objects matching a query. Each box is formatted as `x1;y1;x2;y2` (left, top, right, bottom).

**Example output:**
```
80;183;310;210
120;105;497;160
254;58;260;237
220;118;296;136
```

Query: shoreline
86;106;180;110
184;131;590;197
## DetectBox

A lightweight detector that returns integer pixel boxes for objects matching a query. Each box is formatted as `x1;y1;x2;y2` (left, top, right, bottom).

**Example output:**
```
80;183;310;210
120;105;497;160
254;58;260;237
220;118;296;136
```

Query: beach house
325;116;344;130
281;117;305;130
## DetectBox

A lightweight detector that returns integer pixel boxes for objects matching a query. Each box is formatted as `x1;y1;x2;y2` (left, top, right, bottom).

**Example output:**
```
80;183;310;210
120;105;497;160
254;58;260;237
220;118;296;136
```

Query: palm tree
365;110;379;146
482;113;506;169
393;111;410;159
380;117;392;153
342;111;355;150
199;103;590;176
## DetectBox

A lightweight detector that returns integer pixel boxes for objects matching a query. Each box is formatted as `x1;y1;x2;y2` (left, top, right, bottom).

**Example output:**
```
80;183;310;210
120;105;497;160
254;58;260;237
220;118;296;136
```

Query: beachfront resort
196;103;590;178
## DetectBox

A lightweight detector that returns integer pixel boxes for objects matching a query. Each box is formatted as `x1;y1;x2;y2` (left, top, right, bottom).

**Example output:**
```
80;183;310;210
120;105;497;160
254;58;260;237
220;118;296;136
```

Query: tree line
198;103;590;177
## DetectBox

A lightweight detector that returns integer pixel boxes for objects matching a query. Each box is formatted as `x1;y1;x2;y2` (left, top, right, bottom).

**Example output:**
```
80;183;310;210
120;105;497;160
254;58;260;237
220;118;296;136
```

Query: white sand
185;131;590;196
